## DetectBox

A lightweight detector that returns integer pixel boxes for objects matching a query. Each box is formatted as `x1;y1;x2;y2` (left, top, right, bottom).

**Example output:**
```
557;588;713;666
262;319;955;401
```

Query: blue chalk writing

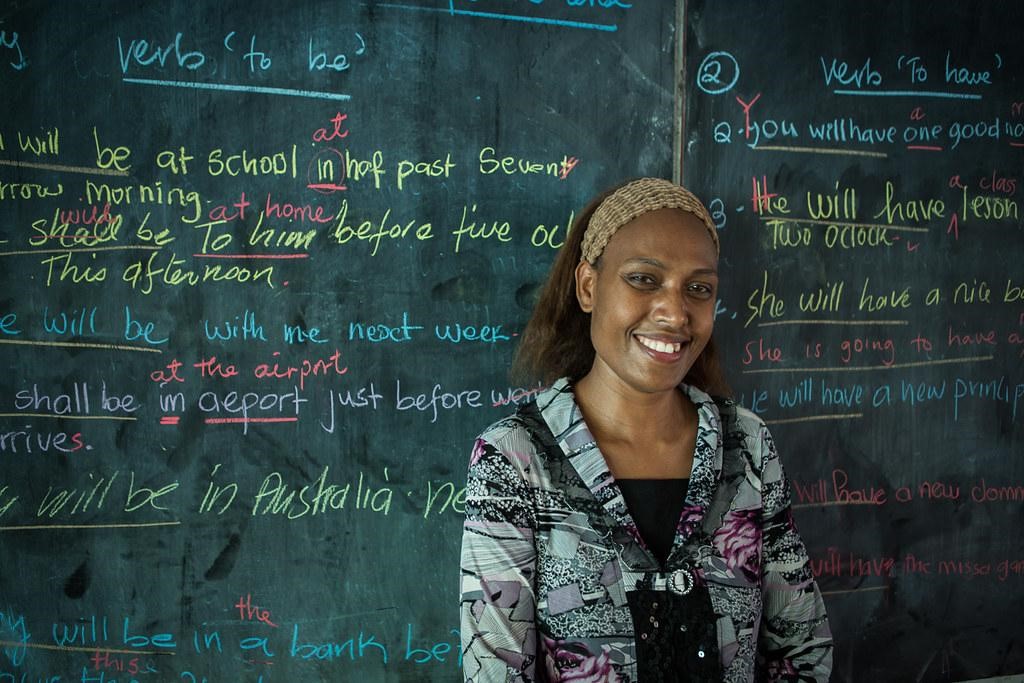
434;322;510;344
51;615;109;648
116;32;206;74
123;78;353;102
379;0;623;32
0;608;29;666
348;312;423;342
404;623;461;666
0;313;21;336
283;323;328;344
41;306;98;336
124;306;168;345
204;310;267;342
290;624;388;663
0;29;27;71
953;376;1024;422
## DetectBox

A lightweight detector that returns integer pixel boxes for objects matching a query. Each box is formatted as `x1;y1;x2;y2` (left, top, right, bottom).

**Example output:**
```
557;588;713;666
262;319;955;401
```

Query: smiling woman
459;178;833;682
514;178;729;395
574;208;719;403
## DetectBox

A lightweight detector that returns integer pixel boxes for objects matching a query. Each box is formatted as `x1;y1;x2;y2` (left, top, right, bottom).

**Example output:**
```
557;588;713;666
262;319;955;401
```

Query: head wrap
579;178;719;264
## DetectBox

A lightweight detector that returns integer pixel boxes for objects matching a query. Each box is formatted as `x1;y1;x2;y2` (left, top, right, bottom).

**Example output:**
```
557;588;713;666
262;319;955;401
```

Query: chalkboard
681;2;1023;681
0;1;675;681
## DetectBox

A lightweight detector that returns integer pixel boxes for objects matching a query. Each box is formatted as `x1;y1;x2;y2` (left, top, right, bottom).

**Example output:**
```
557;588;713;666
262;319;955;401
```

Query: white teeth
638;336;681;354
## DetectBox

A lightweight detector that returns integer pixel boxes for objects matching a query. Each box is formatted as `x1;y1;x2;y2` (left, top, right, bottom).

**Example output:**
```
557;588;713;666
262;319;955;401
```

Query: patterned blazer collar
535;378;724;566
535;377;618;501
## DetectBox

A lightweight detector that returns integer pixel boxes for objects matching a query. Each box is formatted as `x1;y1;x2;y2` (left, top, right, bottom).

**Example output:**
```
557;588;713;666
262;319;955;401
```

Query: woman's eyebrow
622;257;665;268
622;257;718;277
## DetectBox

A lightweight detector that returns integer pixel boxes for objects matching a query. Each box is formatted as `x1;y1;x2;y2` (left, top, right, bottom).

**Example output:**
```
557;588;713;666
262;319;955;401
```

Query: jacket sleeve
460;432;542;682
755;424;834;682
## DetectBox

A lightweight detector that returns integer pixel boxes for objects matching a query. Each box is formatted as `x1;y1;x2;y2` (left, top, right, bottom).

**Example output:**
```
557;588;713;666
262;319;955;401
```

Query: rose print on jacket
543;636;618;682
713;508;761;582
677;504;703;541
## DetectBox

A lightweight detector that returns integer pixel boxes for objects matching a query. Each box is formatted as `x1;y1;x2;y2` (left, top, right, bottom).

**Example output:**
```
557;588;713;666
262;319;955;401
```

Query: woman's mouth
636;335;684;355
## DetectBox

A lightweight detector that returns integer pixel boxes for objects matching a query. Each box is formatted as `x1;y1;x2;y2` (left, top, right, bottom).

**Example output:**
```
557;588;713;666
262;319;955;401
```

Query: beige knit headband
579;178;719;264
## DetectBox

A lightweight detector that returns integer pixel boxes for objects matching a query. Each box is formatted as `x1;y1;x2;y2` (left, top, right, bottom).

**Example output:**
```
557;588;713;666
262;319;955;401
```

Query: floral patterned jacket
460;379;832;682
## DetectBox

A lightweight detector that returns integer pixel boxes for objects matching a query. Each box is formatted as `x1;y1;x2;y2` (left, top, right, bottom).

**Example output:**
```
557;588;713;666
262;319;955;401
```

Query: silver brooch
669;568;694;595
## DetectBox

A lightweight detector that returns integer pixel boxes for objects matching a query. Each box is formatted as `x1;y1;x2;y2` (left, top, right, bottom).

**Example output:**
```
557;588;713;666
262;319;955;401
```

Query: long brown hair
512;180;732;397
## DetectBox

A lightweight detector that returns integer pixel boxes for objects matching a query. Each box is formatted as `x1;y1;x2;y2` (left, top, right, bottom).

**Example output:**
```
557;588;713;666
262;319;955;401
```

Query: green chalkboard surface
0;1;674;680
682;2;1023;681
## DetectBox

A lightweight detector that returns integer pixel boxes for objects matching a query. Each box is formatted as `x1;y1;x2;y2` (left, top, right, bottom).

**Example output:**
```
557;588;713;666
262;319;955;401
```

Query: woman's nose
652;288;688;326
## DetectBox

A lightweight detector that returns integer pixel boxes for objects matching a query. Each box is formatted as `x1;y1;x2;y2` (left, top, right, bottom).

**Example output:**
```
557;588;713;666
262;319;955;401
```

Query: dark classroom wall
681;2;1023;681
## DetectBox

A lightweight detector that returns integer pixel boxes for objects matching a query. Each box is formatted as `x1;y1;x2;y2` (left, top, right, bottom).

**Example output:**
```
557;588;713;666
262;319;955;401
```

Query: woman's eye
688;282;715;299
626;273;657;287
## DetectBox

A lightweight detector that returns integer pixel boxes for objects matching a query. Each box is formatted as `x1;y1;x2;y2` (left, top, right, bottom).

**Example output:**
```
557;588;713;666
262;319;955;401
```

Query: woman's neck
575;373;687;438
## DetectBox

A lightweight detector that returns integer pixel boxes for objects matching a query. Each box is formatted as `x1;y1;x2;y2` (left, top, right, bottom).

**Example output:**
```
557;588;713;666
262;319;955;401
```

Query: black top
617;478;690;566
618;478;721;681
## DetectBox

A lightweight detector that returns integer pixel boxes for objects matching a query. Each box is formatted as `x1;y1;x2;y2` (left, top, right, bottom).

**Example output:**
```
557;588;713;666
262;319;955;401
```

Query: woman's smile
636;333;687;358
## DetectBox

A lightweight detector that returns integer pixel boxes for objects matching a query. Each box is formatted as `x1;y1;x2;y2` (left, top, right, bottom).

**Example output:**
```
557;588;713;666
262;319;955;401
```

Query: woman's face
575;208;718;396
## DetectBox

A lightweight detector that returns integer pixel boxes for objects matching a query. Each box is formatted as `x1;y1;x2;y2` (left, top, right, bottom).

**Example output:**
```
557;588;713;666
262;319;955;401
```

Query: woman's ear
575;260;596;313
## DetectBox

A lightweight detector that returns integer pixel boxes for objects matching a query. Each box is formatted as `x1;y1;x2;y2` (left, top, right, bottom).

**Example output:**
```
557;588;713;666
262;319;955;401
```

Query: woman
460;178;832;682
